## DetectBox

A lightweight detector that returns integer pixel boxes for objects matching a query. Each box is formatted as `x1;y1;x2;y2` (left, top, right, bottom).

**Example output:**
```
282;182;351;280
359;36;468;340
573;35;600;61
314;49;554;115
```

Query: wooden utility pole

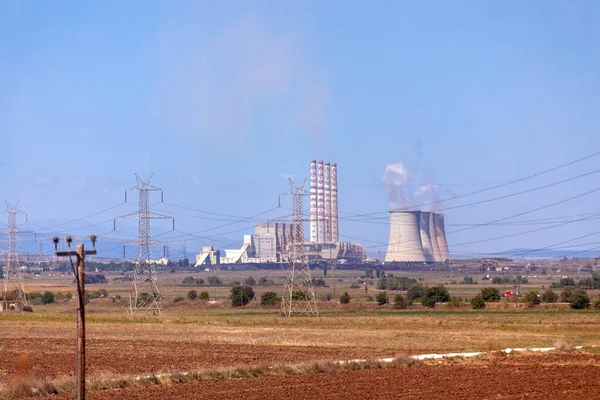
54;236;97;400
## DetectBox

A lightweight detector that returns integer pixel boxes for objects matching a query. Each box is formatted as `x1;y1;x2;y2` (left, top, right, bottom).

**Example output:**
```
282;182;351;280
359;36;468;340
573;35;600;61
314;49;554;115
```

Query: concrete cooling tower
428;213;442;262
384;211;426;262
433;213;450;261
419;212;436;262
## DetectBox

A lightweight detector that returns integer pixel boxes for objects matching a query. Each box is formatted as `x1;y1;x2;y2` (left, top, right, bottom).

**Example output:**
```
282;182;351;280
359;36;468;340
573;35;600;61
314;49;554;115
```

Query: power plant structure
310;160;338;243
195;160;366;266
385;210;450;263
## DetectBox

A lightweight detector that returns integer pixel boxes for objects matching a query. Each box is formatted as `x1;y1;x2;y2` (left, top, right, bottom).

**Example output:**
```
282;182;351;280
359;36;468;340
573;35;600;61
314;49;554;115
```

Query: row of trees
470;287;594;310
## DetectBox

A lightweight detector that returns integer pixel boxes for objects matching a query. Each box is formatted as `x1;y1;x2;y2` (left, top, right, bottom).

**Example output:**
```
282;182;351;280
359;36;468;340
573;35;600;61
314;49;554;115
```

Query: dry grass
0;356;423;399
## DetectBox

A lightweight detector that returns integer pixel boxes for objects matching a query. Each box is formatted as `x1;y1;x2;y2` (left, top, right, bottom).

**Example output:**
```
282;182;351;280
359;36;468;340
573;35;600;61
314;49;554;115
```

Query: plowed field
40;353;600;400
0;337;405;382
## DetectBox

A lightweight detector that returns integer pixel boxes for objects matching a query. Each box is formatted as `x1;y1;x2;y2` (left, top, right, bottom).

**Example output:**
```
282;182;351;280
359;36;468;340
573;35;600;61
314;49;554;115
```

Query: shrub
258;277;275;286
173;296;184;303
471;295;485;309
292;290;307;300
41;291;55;305
523;291;541;307
393;294;407;310
480;287;501;302
422;285;450;304
23;305;33;312
83;274;107;284
260;291;280;306
561;287;575;303
207;276;223;285
339;292;351;304
96;289;109;298
376;291;388;305
541;289;558;303
378;276;417;291
462;276;475;285
231;285;254;307
406;283;426;303
187;290;197;300
244;277;256;286
312;278;326;287
421;296;437;308
350;281;361;289
594;298;600;310
569;290;590;310
183;276;205;286
448;297;462;308
199;291;210;300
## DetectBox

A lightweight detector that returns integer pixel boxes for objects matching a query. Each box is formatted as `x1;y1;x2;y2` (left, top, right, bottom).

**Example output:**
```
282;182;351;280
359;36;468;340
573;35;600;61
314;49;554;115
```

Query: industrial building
385;210;450;263
195;160;367;266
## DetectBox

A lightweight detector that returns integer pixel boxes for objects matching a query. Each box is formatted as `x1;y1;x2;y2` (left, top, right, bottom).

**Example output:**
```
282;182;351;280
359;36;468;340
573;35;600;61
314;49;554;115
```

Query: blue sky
2;1;600;258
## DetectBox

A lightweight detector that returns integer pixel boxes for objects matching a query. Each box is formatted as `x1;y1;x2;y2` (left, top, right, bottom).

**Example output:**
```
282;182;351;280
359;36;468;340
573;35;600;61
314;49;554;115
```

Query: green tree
480;287;501;302
364;269;374;279
199;291;210;300
41;291;55;305
523;291;541;307
471;294;486;309
541;289;558;303
339;292;351;304
424;285;450;303
462;276;474;285
406;283;426;303
231;285;255;307
393;294;407;309
569;290;590;310
187;290;197;300
207;276;223;285
260;291;280;306
244;277;256;286
376;291;388;305
561;288;574;303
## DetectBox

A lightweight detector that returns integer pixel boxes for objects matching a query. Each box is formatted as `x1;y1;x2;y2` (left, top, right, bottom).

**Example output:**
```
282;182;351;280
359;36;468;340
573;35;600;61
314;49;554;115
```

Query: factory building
195;160;366;266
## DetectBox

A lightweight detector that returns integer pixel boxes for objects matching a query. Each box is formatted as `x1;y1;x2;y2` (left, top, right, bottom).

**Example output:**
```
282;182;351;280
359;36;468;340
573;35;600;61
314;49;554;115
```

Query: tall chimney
317;161;325;243
331;162;339;243
324;162;332;243
310;160;318;243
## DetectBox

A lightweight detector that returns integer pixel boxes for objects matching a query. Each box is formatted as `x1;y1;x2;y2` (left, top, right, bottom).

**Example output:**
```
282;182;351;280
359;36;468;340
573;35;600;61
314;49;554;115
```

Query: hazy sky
2;1;600;258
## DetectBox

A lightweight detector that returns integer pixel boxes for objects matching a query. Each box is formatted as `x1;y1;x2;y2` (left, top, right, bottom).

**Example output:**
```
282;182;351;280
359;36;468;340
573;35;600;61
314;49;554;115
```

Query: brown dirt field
0;338;407;382
40;353;600;400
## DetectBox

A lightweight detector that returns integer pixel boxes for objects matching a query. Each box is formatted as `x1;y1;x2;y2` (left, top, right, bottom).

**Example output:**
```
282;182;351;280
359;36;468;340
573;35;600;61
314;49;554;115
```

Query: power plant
195;160;366;266
385;210;450;263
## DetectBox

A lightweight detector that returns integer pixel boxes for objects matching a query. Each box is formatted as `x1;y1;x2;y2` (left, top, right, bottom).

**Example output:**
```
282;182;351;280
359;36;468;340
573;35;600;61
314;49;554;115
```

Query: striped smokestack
324;162;332;243
331;162;339;243
317;161;325;243
309;160;317;243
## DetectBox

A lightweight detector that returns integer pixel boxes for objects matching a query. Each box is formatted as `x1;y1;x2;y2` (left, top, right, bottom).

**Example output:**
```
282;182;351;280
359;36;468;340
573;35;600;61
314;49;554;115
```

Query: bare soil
0;337;406;382
34;353;600;400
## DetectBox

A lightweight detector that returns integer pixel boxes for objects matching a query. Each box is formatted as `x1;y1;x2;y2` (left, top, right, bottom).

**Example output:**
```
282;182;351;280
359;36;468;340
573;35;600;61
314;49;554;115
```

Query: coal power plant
385;210;450;263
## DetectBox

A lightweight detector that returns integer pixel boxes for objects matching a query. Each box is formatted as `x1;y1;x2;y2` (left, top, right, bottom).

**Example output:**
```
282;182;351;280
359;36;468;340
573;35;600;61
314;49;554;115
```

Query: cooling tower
428;214;442;262
434;213;450;261
309;160;318;243
384;211;427;263
419;212;436;262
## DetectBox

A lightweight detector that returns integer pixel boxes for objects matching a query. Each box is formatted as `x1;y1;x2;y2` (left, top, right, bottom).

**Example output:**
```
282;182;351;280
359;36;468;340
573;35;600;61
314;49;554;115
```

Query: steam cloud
383;162;410;210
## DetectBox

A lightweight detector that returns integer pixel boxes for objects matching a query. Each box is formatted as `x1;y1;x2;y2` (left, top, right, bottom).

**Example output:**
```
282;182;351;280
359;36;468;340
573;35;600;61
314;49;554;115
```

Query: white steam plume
383;162;411;210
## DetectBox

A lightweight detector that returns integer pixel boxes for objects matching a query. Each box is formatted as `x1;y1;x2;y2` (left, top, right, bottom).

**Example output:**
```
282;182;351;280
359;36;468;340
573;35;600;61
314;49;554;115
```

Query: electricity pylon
118;175;173;315
281;179;318;317
1;201;27;306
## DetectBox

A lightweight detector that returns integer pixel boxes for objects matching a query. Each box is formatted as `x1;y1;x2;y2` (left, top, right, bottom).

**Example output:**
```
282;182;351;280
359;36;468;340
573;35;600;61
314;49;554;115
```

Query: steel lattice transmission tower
119;175;173;315
281;179;318;317
1;201;27;306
